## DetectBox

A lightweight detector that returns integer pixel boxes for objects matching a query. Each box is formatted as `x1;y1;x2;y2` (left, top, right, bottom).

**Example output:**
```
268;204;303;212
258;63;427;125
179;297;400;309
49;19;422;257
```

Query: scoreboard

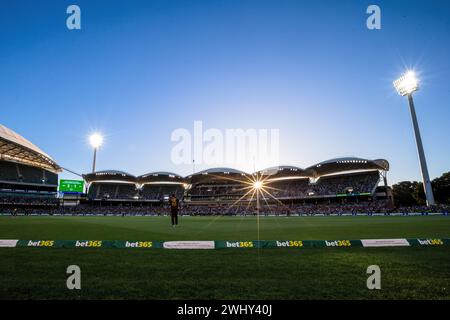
59;179;84;193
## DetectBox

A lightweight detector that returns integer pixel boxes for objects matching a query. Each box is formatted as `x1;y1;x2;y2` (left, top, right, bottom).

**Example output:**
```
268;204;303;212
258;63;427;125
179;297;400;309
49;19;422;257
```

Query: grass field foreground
0;215;449;300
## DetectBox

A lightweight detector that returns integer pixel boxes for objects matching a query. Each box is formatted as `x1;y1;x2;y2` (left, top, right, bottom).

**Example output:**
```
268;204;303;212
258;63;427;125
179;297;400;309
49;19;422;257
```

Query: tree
392;181;420;206
412;181;426;205
433;172;450;204
392;172;450;206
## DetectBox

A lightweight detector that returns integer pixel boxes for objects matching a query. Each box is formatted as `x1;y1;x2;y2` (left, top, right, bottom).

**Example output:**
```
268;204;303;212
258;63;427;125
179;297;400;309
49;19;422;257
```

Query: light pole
89;133;103;173
393;71;435;206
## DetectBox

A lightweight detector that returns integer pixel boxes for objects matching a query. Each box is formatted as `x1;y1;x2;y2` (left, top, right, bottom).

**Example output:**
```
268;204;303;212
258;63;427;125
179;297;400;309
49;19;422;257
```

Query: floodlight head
253;180;263;190
393;70;419;96
89;133;103;149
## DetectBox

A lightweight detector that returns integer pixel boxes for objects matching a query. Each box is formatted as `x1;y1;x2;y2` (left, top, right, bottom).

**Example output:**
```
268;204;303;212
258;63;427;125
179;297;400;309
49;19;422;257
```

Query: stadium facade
0;124;393;211
0;125;61;208
77;160;391;205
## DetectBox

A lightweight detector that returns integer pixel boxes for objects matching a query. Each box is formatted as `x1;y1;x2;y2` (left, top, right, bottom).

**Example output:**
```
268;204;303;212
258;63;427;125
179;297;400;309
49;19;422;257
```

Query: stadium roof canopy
187;167;249;184
256;165;305;178
83;170;137;183
0;124;61;172
303;157;389;178
188;167;248;177
138;171;186;184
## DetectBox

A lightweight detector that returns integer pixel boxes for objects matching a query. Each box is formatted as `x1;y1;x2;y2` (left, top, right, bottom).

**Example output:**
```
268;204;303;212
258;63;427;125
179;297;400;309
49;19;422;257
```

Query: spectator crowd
2;201;449;216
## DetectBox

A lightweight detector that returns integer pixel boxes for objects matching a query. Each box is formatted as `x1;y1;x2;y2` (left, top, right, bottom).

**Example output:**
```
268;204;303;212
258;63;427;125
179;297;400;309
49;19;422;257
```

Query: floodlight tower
393;71;435;206
89;133;103;173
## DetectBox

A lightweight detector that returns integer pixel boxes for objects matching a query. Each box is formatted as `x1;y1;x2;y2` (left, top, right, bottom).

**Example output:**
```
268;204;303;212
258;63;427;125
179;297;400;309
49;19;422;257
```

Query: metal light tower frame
89;133;103;173
394;71;435;206
92;147;98;173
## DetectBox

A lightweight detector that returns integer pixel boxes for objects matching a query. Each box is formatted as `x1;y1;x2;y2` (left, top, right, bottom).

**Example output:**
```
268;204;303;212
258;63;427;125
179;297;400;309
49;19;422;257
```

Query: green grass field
0;215;449;299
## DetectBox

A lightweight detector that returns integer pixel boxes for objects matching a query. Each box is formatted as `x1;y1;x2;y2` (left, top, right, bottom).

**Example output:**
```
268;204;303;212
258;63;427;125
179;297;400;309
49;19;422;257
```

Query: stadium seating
0;191;58;206
268;179;310;198
141;184;184;200
0;161;19;181
2;201;449;216
186;171;380;202
87;182;138;200
313;171;379;195
0;160;58;186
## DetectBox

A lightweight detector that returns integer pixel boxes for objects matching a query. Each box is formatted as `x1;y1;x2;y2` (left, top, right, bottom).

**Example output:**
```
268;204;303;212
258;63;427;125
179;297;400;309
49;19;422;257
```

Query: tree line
392;172;450;206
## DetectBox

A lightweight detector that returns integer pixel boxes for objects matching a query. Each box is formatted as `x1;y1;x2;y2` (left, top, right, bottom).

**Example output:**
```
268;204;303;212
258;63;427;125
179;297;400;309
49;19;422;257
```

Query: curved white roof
190;167;248;177
139;171;183;179
257;165;303;176
83;170;137;183
94;170;134;176
0;124;60;172
304;157;389;177
310;157;389;169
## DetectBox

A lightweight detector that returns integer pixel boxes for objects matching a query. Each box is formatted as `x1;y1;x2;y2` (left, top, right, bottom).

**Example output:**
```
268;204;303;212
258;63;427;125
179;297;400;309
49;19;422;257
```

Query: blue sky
1;0;449;183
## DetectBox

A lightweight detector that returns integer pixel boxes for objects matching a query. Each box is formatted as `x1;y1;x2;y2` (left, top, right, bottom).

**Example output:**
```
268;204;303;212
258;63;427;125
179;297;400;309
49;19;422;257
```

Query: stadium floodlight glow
89;132;104;173
253;180;263;190
252;179;265;215
393;70;419;96
89;133;104;149
393;70;435;206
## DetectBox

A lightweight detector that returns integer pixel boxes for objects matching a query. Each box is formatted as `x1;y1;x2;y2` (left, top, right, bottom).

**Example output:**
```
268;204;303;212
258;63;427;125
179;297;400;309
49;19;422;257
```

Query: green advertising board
59;179;84;193
4;238;449;249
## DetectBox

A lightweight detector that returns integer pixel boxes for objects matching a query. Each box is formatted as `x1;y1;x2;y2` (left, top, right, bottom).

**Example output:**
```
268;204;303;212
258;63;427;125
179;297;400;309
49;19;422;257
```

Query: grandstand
185;168;249;204
138;172;185;201
83;171;138;200
83;171;186;203
0;123;396;214
0;125;61;207
184;158;390;205
78;163;389;212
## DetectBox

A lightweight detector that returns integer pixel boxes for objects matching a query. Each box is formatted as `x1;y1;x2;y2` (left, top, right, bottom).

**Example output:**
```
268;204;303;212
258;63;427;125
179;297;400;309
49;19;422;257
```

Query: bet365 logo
325;240;351;247
277;240;303;247
27;240;54;247
75;240;102;247
125;241;153;248
418;239;443;246
226;241;253;248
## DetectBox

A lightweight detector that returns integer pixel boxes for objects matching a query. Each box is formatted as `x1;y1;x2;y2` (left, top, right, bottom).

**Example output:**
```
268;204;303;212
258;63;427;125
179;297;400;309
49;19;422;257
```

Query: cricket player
169;194;180;227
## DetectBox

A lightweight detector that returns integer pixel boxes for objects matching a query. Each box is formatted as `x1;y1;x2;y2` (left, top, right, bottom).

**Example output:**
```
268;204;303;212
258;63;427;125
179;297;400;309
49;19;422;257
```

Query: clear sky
1;0;449;184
